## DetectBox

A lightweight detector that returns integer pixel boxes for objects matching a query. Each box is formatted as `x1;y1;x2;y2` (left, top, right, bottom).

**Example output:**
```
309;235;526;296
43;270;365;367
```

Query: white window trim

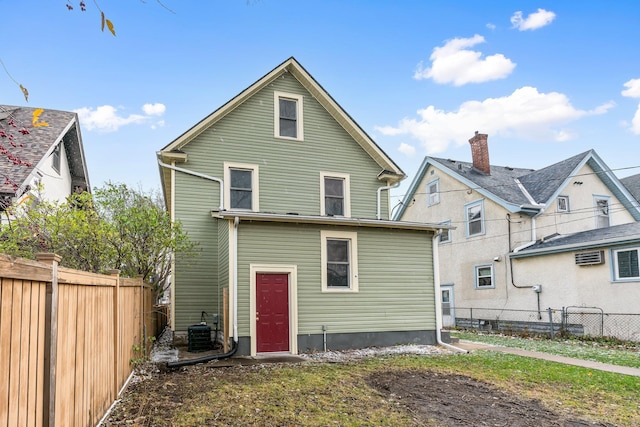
439;220;451;244
52;143;61;174
427;178;440;206
557;195;570;213
593;195;611;228
474;264;494;289
465;200;485;237
249;264;298;356
224;162;259;211
320;172;351;217
611;247;640;282
274;91;304;141
320;230;358;293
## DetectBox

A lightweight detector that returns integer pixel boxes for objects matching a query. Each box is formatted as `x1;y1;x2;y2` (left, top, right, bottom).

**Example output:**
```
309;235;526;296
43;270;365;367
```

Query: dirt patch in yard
367;369;614;427
104;358;616;427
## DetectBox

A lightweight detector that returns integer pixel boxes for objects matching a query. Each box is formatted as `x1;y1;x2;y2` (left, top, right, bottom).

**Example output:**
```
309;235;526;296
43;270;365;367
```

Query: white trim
611;247;640;282
557;195;570;213
320;230;359;292
274;91;304;141
320;172;351;217
249;264;298;356
593;194;611;228
224;162;259;211
170;165;176;330
465;199;485;237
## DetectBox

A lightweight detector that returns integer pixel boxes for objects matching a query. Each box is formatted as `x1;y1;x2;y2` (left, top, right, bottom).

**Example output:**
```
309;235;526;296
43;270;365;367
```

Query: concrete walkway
455;340;640;377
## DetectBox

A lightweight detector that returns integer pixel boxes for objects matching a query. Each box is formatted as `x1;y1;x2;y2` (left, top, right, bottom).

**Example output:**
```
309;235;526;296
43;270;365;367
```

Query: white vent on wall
575;251;604;266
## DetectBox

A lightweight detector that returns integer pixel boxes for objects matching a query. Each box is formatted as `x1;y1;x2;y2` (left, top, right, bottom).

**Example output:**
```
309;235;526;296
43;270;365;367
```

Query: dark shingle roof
621;173;640;202
0;105;86;195
432;157;534;205
514;222;640;255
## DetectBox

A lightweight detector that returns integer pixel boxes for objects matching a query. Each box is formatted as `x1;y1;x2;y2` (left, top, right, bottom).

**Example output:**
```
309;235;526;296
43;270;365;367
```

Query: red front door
256;273;290;353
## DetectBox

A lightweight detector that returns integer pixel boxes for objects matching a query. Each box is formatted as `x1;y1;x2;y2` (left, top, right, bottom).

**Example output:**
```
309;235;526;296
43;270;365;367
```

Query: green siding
236;222;435;336
172;72;401;333
173;173;220;331
217;218;230;315
179;73;388;218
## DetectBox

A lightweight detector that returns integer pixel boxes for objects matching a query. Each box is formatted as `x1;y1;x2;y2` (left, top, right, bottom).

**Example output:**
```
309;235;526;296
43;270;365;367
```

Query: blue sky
2;1;640;205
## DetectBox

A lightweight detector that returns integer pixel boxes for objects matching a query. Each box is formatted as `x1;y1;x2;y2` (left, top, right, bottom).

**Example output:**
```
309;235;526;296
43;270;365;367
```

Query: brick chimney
468;131;490;175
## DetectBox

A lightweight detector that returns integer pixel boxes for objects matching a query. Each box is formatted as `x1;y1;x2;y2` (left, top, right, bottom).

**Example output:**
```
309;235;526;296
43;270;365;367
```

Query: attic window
52;144;61;174
274;91;303;141
557;196;569;213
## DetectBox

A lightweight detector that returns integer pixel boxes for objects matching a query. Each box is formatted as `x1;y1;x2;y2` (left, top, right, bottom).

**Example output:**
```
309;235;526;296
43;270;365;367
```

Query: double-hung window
274;91;303;140
465;200;484;237
321;230;358;292
594;196;610;228
320;172;350;217
613;247;640;281
224;162;259;211
475;264;494;289
427;179;440;206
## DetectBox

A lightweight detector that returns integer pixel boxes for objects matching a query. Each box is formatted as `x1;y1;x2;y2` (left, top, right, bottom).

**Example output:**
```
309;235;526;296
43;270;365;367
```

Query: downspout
377;182;400;220
232;217;239;344
156;157;224;211
432;230;468;353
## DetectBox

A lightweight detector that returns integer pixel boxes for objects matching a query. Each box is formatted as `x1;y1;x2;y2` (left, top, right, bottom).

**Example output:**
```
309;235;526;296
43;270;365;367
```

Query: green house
157;57;446;356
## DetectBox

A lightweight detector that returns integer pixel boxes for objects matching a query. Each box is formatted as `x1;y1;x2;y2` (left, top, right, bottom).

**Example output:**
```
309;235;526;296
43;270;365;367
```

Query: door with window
441;285;455;328
256;273;290;353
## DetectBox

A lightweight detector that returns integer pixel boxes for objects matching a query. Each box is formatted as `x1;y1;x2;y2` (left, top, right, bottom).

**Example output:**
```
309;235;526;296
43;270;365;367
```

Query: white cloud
414;35;516;86
486;23;496;31
622;78;640;98
511;8;556;31
631;105;640;135
398;142;416;157
375;86;613;154
143;103;167;116
75;104;166;132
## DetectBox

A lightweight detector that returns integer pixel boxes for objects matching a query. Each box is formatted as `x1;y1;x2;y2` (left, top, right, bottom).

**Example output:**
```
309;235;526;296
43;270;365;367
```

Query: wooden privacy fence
0;253;165;427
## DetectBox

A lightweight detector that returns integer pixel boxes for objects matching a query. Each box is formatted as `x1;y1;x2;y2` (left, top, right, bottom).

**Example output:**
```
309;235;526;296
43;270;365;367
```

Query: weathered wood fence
0;253;165;427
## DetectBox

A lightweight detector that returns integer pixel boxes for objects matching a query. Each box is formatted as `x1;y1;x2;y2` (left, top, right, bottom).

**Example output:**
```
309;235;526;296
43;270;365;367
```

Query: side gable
158;58;404;209
0;105;90;200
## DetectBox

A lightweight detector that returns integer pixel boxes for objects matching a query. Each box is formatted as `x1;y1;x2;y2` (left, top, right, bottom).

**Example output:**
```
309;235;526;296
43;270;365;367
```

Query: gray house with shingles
157;57;448;356
0;105;90;212
396;133;640;328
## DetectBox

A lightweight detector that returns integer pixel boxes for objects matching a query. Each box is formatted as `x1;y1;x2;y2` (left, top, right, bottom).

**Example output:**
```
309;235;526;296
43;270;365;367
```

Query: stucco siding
235;221;436;337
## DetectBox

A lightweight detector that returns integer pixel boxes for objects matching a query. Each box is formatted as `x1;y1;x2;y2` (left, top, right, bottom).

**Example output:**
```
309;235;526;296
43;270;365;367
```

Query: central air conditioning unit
575;250;604;266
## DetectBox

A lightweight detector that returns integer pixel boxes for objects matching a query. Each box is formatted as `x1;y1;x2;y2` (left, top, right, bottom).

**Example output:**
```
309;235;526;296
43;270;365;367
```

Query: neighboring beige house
396;133;640;328
0;105;90;216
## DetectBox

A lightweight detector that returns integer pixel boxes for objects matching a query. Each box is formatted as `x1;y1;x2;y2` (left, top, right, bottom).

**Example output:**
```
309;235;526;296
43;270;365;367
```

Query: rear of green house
158;57;444;356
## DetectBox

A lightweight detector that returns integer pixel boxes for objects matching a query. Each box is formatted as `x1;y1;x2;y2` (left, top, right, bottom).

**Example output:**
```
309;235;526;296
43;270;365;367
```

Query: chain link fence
453;307;640;342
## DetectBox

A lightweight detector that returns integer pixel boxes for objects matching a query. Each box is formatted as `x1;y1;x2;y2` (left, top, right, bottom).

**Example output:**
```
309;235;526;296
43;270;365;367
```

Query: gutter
156;156;224;211
432;231;467;353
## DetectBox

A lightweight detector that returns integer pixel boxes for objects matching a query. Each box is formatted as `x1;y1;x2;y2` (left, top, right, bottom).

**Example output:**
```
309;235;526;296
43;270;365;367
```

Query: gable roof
510;222;640;258
157;57;405;205
395;148;640;221
0;105;90;198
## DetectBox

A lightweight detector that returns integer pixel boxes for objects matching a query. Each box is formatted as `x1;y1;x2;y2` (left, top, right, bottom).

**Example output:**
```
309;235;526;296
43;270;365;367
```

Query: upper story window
475;264;494;289
52;143;61;174
274;91;303;141
594;196;610;228
557;195;570;213
465;200;485;237
613;247;640;281
224;162;259;211
427;179;440;206
320;172;351;217
321;230;358;292
439;220;451;244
